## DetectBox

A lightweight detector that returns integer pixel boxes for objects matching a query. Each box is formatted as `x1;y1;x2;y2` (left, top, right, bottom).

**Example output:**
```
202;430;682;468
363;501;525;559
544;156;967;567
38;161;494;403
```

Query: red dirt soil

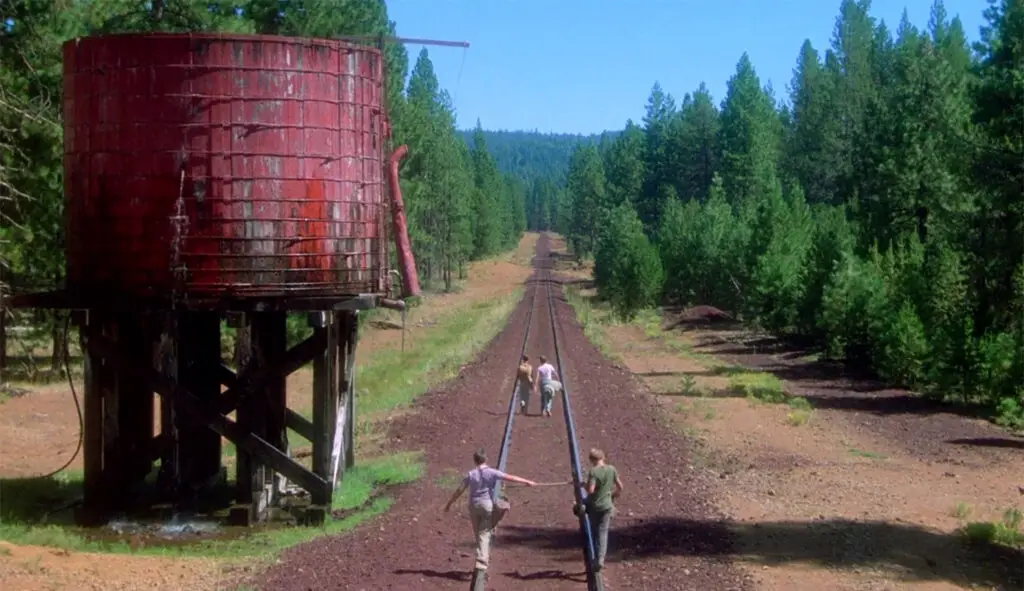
254;235;747;590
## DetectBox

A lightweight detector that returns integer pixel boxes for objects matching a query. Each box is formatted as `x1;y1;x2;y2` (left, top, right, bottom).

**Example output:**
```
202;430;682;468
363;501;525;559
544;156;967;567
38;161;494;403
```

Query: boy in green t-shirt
584;448;623;571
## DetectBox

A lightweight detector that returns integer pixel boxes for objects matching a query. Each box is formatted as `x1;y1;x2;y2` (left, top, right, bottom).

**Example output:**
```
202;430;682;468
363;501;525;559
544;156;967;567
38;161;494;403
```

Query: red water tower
13;32;423;526
64;33;400;300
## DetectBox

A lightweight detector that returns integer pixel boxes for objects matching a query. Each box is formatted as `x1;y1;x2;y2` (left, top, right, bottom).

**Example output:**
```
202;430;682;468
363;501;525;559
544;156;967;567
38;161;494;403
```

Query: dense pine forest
0;0;529;371
544;0;1023;424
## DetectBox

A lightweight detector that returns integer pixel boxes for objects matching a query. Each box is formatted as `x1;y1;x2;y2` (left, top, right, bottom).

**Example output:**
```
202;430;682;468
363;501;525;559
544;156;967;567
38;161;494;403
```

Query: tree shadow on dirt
687;333;1003;424
497;517;1023;590
948;437;1024;449
0;473;84;527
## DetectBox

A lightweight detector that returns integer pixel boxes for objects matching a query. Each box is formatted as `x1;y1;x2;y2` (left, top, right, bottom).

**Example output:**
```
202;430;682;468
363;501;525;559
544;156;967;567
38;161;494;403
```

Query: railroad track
473;235;604;591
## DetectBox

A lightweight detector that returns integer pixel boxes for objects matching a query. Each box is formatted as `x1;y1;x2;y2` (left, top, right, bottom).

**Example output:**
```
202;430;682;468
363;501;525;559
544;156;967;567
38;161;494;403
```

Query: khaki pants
469;503;496;570
517;379;532;412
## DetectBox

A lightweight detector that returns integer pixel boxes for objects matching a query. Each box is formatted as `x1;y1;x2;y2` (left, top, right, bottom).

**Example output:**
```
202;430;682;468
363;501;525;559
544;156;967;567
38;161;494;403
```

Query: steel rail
470;259;541;591
492;267;540;500
472;236;602;591
542;249;603;591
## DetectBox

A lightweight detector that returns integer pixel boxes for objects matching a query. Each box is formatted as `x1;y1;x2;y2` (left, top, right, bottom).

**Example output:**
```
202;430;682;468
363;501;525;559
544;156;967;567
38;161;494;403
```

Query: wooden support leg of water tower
310;312;338;523
175;311;223;506
114;312;155;507
233;311;286;524
79;311;114;524
341;311;358;471
260;312;288;506
156;312;180;497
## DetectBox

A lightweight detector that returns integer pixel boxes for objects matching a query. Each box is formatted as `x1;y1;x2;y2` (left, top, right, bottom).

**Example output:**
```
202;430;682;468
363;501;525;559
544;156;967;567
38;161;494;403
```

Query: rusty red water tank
63;33;390;301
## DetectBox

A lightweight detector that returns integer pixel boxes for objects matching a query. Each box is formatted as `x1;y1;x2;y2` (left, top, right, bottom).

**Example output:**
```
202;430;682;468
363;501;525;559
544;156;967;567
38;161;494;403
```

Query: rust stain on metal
63;33;390;299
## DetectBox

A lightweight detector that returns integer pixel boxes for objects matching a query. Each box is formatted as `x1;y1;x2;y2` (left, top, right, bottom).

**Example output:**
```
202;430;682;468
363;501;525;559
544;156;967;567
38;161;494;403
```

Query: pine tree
972;0;1024;332
638;82;677;231
564;145;608;257
469;122;505;258
785;40;842;205
593;204;664;321
673;83;721;202
603;121;646;208
718;54;782;206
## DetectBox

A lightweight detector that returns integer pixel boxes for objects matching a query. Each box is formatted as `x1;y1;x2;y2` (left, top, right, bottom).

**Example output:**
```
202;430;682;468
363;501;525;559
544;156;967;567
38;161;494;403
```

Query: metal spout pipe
387;145;421;298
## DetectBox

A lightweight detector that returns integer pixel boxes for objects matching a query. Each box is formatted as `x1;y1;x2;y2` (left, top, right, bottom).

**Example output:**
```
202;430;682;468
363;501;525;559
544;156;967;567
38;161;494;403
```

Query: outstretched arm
444;482;468;512
502;473;537;486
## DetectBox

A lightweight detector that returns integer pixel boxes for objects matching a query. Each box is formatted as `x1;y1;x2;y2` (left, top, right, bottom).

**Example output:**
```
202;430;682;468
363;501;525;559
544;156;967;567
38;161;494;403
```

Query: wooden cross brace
82;326;332;502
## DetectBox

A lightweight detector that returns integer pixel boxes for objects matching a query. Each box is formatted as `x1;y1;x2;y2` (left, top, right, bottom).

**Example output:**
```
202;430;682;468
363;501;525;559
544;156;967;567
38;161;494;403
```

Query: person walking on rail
444;449;537;575
534;355;562;417
516;354;534;414
585;447;624;572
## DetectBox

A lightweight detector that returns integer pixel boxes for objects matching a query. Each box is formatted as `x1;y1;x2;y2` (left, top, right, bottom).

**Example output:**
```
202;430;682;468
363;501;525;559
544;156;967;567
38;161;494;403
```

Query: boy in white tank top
533;355;562;417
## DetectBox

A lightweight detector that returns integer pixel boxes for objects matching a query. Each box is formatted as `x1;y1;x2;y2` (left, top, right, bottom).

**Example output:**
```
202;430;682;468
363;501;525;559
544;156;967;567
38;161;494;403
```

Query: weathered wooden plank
343;311;358;470
80;314;106;514
285;408;315;443
115;312;155;495
177;312;223;491
100;322;120;500
311;315;336;505
217;328;326;414
149;378;331;501
252;312;287;507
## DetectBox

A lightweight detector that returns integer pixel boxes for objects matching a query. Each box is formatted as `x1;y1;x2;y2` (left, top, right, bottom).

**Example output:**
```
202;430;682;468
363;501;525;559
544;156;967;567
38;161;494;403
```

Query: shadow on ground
948;437;1024;449
497;517;1022;590
675;320;1005;425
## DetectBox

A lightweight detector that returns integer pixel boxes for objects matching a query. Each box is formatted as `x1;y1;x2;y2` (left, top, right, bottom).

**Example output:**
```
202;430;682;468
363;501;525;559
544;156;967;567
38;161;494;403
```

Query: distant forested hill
459;129;618;183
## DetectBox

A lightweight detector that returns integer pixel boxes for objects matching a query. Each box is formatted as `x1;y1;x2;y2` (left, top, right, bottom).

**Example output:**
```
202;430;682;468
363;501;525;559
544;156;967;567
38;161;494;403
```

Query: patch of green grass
434;468;463;491
953;502;974;520
634;308;663;338
729;370;788;404
708;364;750;377
962;508;1024;548
0;453;423;558
679;398;717;421
562;286;622;361
849;448;887;460
356;289;523;414
785;409;811;426
332;451;423;511
679;375;702;397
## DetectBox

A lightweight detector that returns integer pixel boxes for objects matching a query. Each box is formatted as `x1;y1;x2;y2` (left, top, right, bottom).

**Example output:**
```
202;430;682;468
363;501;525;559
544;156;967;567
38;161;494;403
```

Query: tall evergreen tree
718;53;782;206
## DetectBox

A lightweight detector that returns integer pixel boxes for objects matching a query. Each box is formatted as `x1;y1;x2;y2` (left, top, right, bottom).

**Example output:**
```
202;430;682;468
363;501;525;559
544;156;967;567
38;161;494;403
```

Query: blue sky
387;0;989;134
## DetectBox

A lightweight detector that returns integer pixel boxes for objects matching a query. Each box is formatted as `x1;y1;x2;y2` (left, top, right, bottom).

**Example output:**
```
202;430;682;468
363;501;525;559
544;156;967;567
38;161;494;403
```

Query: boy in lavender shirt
444;449;536;573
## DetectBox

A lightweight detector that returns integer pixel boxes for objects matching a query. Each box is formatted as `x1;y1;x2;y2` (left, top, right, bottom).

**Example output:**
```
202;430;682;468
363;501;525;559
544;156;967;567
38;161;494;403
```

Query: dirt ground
0;234;538;591
255;234;747;590
597;303;1023;591
0;542;224;591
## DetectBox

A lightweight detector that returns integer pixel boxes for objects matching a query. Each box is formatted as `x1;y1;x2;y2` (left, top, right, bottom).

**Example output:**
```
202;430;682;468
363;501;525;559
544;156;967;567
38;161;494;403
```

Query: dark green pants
588;507;613;568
